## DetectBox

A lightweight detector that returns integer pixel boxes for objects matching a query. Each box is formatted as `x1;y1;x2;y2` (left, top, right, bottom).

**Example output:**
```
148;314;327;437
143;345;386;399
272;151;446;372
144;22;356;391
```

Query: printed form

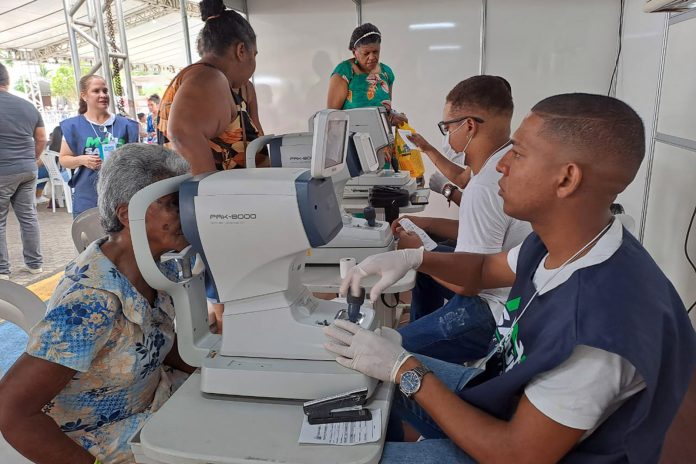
298;409;382;445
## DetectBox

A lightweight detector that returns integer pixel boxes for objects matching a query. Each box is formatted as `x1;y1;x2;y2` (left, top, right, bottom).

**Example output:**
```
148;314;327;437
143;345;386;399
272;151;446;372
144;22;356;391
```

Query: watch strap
400;364;432;398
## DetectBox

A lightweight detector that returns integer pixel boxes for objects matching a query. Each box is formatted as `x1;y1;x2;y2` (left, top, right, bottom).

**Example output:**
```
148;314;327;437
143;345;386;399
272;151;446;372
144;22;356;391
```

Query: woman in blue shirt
58;74;139;217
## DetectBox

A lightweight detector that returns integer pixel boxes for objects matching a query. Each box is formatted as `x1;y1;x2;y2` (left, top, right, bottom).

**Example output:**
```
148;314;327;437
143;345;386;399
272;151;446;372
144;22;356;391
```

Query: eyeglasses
437;115;485;136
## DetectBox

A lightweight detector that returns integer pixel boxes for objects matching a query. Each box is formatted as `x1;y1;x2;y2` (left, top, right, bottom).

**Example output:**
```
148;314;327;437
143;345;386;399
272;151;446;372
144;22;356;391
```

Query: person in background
330;94;696;463
394;76;531;364
146;94;160;143
137;112;148;141
157;0;260;331
0;144;195;464
58;74;140;218
421;77;515;203
327;23;406;125
0;63;45;279
158;0;259;174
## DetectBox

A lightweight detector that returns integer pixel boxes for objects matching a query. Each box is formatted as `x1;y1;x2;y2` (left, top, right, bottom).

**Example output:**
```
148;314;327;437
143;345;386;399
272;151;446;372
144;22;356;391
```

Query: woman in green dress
327;23;406;125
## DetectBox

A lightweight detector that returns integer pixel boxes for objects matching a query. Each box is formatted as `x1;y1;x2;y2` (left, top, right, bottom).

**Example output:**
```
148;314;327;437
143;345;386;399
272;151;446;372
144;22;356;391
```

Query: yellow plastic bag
393;122;425;180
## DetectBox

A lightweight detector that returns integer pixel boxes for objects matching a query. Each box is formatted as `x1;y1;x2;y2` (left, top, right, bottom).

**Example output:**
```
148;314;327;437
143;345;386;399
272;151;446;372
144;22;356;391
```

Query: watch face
400;370;420;397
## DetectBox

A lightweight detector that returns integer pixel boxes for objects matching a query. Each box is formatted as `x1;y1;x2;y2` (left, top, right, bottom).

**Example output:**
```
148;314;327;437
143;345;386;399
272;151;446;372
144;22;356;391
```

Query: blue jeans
409;245;455;322
381;354;482;463
404;244;495;364
400;294;495;364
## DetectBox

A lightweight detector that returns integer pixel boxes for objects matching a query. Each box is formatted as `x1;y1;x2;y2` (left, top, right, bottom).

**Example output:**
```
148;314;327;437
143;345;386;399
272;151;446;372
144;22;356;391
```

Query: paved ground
4;202;76;287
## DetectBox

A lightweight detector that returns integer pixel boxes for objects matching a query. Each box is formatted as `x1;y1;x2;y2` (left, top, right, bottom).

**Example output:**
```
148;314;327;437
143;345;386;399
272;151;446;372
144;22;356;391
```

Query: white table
132;372;395;464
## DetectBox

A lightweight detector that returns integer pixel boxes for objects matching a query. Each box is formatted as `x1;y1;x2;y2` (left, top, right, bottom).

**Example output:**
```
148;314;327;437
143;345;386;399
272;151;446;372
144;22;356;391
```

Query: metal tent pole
115;0;136;118
62;0;83;99
91;0;116;113
180;0;193;65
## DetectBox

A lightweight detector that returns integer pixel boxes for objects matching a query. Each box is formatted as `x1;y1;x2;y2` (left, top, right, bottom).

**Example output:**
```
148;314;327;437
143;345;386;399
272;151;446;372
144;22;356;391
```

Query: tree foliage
50;64;89;105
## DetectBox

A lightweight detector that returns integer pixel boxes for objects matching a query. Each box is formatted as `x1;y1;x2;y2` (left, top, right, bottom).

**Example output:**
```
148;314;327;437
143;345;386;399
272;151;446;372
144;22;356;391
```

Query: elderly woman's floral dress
26;238;188;463
331;59;394;110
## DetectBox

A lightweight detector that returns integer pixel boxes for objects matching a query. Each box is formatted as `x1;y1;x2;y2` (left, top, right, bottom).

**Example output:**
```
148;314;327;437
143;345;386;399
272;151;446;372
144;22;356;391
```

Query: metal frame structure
61;0;131;116
638;10;696;242
638;14;670;242
53;0;205;118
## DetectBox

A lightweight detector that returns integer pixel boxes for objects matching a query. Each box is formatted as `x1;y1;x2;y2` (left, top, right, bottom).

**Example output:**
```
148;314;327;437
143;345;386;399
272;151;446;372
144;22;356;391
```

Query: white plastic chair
0;280;45;335
39;150;73;214
71;207;105;253
0;281;45;463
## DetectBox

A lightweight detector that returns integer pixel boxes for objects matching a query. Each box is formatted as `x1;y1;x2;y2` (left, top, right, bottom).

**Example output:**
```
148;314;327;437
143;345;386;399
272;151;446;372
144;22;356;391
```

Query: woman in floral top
327;23;406;125
0;144;193;464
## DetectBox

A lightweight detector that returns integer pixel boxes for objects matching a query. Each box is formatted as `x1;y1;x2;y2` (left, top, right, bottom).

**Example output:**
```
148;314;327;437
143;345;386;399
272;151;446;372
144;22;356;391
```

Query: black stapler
303;387;372;425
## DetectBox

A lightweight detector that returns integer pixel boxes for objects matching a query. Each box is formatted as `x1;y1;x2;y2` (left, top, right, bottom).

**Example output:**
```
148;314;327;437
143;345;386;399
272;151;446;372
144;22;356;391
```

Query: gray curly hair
97;143;190;233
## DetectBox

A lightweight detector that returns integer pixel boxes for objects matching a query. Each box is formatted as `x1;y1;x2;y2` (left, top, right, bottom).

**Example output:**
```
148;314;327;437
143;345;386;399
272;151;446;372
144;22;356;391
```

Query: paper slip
397;129;419;150
398;218;439;251
298;409;381;445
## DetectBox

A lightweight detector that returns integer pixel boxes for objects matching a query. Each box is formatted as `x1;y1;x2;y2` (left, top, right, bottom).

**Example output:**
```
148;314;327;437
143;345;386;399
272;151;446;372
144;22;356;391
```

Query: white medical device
246;117;394;264
129;110;378;400
337;107;419;199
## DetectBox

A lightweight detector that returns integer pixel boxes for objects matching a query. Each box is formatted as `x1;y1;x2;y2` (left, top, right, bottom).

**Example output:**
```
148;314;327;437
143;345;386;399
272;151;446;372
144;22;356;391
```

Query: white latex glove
340;247;424;302
324;320;411;383
428;171;449;195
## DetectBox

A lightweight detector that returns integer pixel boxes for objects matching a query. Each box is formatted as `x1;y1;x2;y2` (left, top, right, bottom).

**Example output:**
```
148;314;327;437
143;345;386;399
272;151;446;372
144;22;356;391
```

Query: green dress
331;59;395;110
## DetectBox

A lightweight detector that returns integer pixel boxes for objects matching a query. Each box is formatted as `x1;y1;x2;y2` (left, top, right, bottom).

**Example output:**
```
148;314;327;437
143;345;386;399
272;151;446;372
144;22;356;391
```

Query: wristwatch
399;365;432;398
442;184;456;207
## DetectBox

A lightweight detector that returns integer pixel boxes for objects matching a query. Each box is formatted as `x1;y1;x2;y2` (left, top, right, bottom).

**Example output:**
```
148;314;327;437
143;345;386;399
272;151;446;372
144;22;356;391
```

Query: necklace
474;139;512;175
85;114;113;142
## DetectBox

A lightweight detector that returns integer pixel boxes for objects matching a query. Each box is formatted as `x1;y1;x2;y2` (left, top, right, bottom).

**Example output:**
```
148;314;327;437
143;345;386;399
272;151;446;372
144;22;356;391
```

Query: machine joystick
347;287;366;323
363;206;377;227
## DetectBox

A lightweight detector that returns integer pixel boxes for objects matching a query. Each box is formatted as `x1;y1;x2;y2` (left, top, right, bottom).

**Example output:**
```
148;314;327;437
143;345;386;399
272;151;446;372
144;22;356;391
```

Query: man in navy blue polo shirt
326;93;696;463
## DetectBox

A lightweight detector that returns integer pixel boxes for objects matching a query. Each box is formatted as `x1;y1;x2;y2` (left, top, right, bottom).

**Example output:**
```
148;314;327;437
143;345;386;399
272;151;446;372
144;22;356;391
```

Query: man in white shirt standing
327;93;696;463
394;76;531;363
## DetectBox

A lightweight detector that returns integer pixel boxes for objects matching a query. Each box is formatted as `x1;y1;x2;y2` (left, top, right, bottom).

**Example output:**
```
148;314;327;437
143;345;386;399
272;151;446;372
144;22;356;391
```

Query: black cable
685;204;696;313
381;292;400;309
608;0;625;96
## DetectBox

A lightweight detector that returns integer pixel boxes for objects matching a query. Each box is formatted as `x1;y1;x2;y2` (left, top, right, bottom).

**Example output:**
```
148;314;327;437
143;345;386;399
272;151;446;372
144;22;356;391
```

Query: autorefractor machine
340;107;418;199
244;111;394;264
128;110;378;400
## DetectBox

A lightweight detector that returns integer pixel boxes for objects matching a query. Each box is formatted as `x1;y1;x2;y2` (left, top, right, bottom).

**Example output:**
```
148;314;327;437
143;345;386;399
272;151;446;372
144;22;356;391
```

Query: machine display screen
365;136;378;167
380;111;391;137
324;120;347;168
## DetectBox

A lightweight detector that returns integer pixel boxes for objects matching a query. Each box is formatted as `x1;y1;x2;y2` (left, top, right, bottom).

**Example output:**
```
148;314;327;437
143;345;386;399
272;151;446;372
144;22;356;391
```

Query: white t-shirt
506;219;646;436
455;147;531;323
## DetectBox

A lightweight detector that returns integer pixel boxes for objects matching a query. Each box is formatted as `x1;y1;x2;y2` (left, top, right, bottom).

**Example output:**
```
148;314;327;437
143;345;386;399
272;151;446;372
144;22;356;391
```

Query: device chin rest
368;185;410;224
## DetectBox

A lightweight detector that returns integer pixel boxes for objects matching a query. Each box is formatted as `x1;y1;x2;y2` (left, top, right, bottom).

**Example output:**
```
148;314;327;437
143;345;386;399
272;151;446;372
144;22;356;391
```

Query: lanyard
86;115;114;144
474;218;616;370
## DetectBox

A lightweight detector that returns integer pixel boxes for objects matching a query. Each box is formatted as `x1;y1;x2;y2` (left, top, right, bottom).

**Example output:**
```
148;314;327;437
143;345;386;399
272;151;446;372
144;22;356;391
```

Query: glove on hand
324;320;410;383
340;248;424;302
429;171;449;195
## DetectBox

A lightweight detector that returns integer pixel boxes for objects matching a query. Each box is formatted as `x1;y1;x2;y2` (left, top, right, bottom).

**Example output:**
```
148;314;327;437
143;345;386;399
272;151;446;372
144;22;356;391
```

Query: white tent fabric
0;0;206;68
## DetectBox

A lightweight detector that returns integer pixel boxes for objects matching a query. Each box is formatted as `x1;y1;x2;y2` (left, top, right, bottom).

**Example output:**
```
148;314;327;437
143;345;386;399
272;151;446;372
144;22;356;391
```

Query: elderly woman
327;22;406;125
0;144;194;464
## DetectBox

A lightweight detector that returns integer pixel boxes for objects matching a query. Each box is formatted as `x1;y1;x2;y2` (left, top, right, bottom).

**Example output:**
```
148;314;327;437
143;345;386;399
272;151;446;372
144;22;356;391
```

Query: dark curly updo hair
349;23;381;51
197;0;256;57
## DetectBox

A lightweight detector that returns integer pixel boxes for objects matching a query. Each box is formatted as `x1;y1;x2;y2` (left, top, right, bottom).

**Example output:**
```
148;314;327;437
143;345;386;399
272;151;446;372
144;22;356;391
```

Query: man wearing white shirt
395;76;530;363
327;93;696;463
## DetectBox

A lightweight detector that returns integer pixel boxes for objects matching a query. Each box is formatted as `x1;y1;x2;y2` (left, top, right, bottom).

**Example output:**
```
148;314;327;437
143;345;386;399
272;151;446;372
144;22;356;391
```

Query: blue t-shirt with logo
60;114;139;216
